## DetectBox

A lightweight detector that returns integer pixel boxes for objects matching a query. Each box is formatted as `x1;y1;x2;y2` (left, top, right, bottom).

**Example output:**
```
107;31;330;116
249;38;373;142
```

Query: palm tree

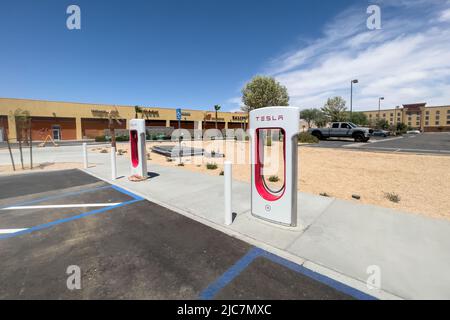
107;108;122;148
134;105;143;119
214;105;221;129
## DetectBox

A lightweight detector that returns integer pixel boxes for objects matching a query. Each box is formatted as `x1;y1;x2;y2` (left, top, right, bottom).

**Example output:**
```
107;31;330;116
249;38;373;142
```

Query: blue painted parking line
0;199;141;240
0;184;144;240
199;247;376;300
199;247;261;300
111;185;144;201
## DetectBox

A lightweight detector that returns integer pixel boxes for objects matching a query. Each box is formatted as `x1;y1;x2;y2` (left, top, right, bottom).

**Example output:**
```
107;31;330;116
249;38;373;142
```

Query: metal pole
178;119;181;165
224;160;233;225
29;122;33;170
378;98;381;118
111;146;117;180
82;143;88;169
350;81;353;116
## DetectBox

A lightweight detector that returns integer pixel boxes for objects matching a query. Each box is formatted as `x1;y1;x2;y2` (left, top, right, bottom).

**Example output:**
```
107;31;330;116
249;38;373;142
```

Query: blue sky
1;0;449;111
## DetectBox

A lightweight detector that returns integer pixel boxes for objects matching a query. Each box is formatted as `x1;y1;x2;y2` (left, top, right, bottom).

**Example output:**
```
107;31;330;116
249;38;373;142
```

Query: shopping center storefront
0;98;248;142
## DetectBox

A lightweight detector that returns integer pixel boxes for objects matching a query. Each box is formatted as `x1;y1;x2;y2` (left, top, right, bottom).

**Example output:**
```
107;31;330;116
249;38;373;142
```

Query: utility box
129;119;147;178
249;107;299;227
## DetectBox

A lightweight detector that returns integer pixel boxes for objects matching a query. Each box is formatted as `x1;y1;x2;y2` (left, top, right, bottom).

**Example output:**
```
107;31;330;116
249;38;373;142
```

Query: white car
406;130;421;134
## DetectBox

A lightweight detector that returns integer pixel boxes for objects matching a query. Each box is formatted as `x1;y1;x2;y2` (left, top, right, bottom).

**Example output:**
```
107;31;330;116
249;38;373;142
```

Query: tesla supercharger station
129;119;147;178
249;107;299;227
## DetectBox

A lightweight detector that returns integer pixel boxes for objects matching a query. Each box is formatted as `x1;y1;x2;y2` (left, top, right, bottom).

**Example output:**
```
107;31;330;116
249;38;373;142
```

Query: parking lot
0;169;373;300
307;132;450;155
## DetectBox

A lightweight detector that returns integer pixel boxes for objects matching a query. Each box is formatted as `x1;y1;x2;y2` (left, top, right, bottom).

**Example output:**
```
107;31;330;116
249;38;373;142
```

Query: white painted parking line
1;203;122;210
0;228;28;234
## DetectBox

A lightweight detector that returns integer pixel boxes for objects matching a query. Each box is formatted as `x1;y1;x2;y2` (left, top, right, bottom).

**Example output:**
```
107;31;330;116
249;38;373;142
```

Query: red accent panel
130;130;139;168
254;128;286;202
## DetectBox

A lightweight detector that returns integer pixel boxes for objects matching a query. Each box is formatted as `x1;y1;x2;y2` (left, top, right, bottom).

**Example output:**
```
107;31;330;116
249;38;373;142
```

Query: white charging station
129;119;147;178
249;107;299;227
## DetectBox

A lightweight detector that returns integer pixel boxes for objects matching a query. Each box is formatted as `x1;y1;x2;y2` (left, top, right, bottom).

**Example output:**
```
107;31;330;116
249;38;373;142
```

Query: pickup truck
308;122;373;142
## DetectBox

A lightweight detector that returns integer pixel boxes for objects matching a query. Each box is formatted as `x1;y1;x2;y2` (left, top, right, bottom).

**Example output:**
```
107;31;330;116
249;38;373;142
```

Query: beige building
362;103;450;132
0;98;249;142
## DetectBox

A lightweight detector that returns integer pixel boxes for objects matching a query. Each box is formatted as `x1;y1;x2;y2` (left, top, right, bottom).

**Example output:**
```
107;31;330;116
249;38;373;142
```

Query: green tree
396;122;407;133
321;97;348;122
314;112;328;128
375;118;389;130
241;76;289;130
348;112;369;126
241;76;289;112
300;108;325;128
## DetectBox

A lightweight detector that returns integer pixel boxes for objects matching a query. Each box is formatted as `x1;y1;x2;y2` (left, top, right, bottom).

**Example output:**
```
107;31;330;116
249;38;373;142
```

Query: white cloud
223;96;244;112
439;8;450;21
267;1;450;111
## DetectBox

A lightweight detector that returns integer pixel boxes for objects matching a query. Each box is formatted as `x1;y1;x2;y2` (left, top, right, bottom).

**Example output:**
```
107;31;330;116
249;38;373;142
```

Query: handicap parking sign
176;108;182;120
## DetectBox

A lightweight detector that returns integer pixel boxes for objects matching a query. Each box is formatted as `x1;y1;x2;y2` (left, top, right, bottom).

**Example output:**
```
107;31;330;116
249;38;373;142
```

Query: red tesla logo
256;115;284;121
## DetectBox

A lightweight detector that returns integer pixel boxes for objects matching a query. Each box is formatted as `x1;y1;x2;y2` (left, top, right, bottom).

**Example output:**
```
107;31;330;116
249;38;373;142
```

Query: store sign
142;110;160;118
91;109;120;118
204;114;224;121
232;116;248;122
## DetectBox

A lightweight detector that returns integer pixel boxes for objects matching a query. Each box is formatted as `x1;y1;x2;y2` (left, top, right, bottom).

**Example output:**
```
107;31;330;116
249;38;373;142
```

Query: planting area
91;140;450;220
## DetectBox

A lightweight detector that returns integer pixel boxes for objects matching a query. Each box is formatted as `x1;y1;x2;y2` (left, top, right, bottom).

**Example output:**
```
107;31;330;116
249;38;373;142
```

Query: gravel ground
91;140;450;220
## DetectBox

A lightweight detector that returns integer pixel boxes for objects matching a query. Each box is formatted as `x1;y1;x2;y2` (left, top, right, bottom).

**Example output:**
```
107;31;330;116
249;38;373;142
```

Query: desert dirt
0;162;83;175
90;140;450;220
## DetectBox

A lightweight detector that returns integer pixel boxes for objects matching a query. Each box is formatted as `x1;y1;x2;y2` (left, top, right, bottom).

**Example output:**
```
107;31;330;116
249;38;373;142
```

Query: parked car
308;122;373;142
406;130;421;134
371;129;390;137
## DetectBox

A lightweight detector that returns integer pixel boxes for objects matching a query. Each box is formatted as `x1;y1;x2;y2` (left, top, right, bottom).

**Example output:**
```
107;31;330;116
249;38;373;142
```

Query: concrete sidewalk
83;154;450;300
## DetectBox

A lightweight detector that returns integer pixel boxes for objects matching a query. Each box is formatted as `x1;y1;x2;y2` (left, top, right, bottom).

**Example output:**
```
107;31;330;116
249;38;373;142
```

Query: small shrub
206;162;218;170
115;135;129;142
268;175;279;182
320;192;330;197
385;192;400;203
298;132;319;144
177;162;185;167
117;149;124;155
166;158;173;162
219;170;224;176
100;149;108;153
95;135;108;142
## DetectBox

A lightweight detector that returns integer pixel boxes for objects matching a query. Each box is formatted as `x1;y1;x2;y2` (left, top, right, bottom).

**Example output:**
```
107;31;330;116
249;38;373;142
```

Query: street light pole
350;79;358;117
378;97;385;119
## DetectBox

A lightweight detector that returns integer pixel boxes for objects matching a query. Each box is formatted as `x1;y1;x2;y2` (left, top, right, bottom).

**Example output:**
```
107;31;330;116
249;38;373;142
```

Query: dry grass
92;141;450;220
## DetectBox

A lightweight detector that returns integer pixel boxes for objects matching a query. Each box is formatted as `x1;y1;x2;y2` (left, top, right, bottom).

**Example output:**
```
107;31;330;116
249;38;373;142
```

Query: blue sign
176;108;182;120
